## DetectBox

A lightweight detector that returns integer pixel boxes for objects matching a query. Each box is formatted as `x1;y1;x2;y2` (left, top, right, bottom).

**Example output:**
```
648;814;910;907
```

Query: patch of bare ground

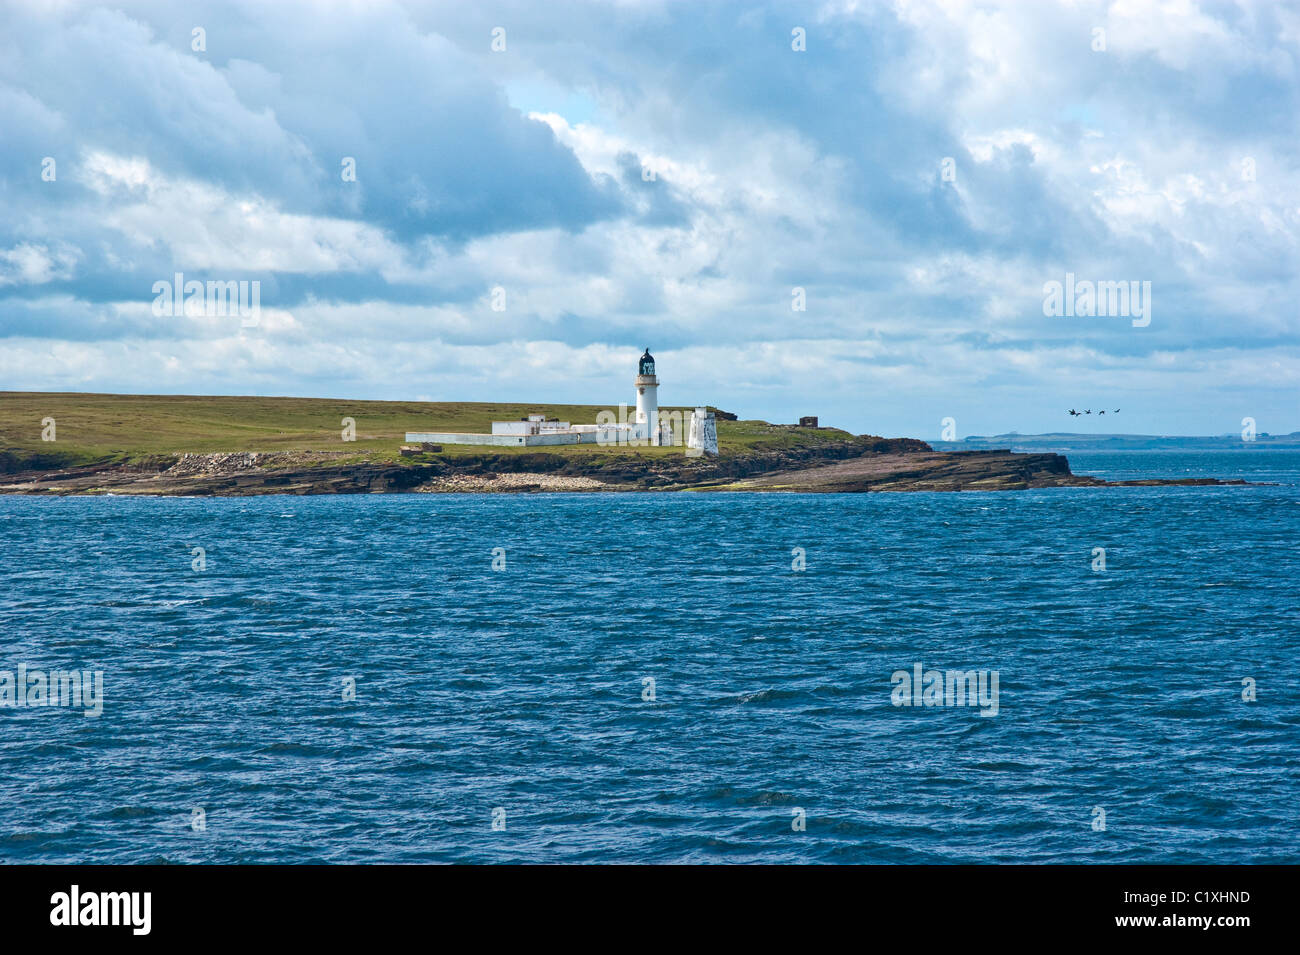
417;472;615;492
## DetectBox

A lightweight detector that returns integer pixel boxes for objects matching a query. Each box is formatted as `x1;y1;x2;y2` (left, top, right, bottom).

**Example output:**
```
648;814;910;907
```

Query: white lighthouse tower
635;347;660;446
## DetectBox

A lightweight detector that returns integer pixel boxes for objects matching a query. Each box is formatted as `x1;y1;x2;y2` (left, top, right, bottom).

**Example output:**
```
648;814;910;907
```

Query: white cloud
0;0;1296;434
0;242;78;285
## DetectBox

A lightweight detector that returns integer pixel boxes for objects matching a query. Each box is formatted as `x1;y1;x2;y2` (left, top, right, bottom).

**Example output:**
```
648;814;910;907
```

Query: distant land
0;392;1251;495
933;432;1300;452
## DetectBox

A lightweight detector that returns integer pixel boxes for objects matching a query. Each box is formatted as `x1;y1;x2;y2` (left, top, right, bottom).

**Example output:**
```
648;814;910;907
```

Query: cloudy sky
1;0;1296;438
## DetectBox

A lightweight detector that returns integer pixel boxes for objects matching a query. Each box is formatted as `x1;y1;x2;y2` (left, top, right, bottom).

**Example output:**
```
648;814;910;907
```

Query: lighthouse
407;346;712;450
635;347;660;445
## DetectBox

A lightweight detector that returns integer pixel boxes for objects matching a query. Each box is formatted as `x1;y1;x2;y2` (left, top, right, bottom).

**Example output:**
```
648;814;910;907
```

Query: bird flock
1067;409;1120;416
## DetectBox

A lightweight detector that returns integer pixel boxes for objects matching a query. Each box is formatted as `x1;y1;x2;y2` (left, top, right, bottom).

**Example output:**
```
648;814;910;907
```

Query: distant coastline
933;432;1300;453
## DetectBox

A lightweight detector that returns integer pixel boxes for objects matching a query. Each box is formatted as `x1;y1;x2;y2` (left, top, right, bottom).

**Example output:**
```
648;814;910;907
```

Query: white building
405;348;718;454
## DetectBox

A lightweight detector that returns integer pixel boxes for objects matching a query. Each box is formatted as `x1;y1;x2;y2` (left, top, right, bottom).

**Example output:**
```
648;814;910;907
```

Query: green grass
0;391;866;469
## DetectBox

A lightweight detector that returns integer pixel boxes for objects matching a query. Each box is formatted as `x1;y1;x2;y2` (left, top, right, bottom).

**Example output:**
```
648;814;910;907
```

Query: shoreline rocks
717;451;1251;493
0;447;1252;496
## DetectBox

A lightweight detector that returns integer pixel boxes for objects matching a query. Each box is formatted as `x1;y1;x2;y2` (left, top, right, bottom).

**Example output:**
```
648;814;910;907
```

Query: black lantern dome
638;347;655;376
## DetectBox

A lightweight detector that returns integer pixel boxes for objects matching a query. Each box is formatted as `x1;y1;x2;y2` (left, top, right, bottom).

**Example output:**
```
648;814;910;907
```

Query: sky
1;0;1297;439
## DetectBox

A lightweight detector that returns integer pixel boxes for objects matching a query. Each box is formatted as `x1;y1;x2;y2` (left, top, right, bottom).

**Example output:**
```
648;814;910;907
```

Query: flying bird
1098;410;1106;415
1084;409;1092;414
1068;409;1079;416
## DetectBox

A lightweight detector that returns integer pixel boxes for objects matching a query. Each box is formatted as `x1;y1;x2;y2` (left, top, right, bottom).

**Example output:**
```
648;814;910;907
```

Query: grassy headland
1;391;909;493
3;392;1235;496
0;391;872;462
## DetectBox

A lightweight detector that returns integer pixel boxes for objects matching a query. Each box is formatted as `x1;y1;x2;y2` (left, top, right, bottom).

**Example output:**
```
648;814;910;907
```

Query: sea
1;449;1297;863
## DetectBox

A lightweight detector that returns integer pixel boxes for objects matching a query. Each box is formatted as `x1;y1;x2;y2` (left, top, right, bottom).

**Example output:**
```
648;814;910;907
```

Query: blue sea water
1;450;1297;864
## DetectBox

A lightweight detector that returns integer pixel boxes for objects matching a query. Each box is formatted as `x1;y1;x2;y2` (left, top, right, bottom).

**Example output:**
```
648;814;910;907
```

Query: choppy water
1;450;1297;863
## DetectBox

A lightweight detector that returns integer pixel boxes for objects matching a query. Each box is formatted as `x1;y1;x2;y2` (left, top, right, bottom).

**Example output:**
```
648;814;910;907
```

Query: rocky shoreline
718;449;1248;492
0;446;1249;496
